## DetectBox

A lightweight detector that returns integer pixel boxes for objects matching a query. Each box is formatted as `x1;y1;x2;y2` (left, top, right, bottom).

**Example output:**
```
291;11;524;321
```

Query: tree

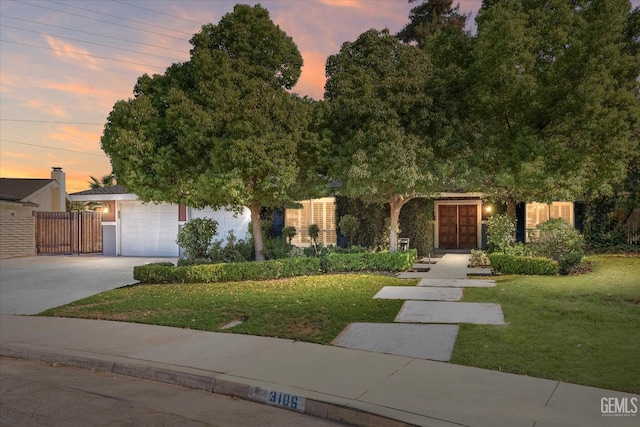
398;0;468;47
325;29;443;252
176;217;219;260
468;0;640;215
88;174;115;188
101;4;311;261
338;214;360;247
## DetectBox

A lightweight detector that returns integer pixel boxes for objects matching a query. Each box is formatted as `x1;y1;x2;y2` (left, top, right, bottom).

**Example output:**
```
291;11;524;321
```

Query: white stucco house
69;185;251;257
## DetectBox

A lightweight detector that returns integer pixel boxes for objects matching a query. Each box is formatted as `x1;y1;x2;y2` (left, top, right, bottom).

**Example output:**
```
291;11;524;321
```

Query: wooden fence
35;211;103;255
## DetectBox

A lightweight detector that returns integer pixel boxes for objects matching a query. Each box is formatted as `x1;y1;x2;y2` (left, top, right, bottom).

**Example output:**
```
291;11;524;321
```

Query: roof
70;185;130;196
0;178;56;202
69;184;138;202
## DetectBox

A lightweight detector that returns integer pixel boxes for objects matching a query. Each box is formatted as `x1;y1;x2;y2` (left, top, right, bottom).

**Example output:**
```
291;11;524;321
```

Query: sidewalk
1;314;637;427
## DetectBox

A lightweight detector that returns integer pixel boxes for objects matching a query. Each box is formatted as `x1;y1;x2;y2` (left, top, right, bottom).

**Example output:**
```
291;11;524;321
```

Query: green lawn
451;255;640;393
40;255;640;392
40;274;409;344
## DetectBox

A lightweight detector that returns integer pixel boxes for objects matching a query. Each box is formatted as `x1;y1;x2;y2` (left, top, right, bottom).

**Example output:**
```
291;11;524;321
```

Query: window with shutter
550;203;573;225
525;201;574;241
284;198;336;246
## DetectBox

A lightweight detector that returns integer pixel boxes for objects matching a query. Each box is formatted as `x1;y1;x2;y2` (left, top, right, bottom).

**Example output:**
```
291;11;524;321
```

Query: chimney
51;167;66;212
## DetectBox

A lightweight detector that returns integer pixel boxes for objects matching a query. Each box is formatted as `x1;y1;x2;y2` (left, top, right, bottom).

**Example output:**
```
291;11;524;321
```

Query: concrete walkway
333;254;501;361
0;256;177;315
1;314;637;427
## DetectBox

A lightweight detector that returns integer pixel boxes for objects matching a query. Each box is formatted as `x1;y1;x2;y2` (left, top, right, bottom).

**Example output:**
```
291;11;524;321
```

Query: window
285;198;336;246
525;202;574;241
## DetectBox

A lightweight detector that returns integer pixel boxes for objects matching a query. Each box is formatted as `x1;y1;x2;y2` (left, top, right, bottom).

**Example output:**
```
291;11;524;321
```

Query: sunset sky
1;0;637;194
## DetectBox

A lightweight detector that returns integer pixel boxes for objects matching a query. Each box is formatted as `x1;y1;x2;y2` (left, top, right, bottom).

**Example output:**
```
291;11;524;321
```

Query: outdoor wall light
485;205;493;214
102;206;110;214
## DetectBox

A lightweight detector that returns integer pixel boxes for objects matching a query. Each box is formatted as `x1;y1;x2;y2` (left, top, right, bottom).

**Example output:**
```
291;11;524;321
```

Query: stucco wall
0;217;36;258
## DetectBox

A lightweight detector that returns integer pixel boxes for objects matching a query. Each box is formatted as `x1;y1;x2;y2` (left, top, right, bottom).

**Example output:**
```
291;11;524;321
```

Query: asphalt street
0;357;345;427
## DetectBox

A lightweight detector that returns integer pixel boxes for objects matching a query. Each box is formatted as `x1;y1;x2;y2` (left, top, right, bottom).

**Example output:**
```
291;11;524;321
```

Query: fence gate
35;212;103;255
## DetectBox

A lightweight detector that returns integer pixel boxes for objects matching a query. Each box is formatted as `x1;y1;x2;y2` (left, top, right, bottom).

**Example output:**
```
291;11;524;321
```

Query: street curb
1;344;418;427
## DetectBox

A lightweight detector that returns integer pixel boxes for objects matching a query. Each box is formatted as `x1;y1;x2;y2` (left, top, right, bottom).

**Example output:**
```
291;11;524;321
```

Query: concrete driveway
0;256;176;315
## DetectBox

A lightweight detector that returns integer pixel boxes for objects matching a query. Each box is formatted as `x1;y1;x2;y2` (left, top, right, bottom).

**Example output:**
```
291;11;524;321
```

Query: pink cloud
47;125;103;152
22;99;68;118
317;0;365;8
43;35;101;71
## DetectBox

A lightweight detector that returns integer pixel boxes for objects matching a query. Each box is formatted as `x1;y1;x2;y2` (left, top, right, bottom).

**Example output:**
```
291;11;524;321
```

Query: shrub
487;214;516;253
209;230;249;263
324;250;417;273
529;218;585;274
134;262;179;283
177;258;210;266
469;249;490;267
135;257;323;284
176;218;218;259
308;223;320;249
488;253;559;275
332;245;368;254
281;226;297;244
134;250;418;284
504;242;533;257
338;214;360;247
263;237;295;260
303;243;332;258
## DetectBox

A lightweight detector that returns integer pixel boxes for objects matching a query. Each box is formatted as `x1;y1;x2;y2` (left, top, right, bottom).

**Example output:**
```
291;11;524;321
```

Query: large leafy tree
398;0;475;188
398;0;468;47
468;0;640;215
101;4;308;260
325;29;443;252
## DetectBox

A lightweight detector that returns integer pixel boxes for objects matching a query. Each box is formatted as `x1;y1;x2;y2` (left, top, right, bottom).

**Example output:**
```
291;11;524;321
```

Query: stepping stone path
373;286;463;302
395;301;505;325
332;253;504;362
332;323;459;362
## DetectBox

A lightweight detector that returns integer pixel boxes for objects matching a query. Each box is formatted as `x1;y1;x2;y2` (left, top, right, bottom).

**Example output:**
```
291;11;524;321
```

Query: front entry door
438;204;478;249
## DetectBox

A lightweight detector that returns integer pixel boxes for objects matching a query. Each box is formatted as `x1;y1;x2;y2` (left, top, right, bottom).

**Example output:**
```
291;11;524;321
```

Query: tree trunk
249;203;265;261
389;195;411;253
506;198;517;217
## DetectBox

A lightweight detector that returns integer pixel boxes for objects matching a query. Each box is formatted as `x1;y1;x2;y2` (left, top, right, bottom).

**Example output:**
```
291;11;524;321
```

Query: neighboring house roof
0;178;55;203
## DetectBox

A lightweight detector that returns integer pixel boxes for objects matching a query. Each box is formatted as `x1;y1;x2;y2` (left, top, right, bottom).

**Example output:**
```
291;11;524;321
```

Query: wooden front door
458;205;478;249
438;204;478;249
438;205;458;249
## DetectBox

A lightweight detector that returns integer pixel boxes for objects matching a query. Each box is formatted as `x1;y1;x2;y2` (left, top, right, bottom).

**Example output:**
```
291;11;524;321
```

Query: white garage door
120;202;178;256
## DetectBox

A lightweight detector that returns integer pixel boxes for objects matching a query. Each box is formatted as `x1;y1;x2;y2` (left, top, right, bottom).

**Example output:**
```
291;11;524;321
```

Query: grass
40;274;410;344
40;255;640;392
451;254;640;393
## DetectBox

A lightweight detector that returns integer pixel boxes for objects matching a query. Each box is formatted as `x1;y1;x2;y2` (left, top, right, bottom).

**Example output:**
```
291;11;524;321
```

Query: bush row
135;249;417;284
324;250;417;273
488;253;559;276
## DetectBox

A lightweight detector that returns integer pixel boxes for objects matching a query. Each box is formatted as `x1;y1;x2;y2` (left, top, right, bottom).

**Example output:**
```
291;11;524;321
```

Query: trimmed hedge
135;258;322;284
488;253;559;276
324;250;417;273
134;250;417;284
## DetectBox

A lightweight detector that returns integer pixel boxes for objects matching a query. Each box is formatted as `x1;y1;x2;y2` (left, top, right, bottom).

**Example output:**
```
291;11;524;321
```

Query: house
284;194;578;251
0;167;68;258
69;186;251;257
0;167;67;217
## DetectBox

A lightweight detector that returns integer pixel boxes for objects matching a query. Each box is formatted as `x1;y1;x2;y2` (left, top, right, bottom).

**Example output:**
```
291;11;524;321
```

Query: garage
119;202;178;257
